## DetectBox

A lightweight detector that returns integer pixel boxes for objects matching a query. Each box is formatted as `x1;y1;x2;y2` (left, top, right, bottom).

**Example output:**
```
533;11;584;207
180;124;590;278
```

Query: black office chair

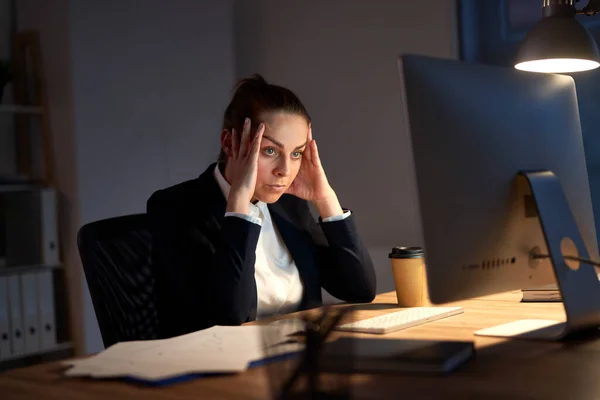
77;214;159;348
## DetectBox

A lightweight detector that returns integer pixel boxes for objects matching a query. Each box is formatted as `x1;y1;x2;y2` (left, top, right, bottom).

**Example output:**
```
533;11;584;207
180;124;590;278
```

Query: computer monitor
398;54;600;340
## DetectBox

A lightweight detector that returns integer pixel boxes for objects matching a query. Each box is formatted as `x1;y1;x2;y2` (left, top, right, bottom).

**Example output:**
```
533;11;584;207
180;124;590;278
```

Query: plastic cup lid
389;246;424;259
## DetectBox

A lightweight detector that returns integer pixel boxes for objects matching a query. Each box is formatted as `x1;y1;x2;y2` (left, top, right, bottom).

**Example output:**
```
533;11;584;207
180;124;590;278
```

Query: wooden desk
2;291;600;400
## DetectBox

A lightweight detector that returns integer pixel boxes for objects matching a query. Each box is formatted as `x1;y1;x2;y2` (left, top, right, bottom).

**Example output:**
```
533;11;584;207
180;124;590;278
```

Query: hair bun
234;73;268;92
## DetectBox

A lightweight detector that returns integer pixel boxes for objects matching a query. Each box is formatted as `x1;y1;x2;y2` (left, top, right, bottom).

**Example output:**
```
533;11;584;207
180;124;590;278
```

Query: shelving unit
1;341;72;363
1;30;70;370
0;264;61;276
0;342;73;372
0;105;44;115
0;183;44;192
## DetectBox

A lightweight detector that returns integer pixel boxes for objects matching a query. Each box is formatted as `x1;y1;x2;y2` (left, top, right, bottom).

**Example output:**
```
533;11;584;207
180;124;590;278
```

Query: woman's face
254;111;309;203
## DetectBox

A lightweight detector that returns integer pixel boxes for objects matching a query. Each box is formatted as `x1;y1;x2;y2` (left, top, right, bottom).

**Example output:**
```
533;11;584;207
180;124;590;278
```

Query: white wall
234;0;458;296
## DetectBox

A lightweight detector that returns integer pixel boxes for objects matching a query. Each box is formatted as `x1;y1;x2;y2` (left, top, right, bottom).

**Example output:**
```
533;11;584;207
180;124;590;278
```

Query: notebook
521;272;600;302
319;338;474;375
521;284;562;302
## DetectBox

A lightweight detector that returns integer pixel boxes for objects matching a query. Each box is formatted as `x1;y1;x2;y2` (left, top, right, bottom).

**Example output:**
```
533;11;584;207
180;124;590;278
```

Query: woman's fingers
250;123;265;161
303;125;313;164
231;129;239;158
311;139;322;168
239;118;251;156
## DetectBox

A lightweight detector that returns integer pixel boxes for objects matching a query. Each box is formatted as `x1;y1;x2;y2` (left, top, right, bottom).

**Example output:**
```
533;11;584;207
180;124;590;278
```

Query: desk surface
2;291;600;400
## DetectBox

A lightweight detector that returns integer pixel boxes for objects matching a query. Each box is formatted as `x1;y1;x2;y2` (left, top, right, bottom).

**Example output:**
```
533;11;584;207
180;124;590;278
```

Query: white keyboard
335;307;464;334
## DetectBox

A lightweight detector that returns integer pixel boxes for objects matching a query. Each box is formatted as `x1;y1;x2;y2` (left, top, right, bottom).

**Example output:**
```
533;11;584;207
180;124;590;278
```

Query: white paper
62;321;305;382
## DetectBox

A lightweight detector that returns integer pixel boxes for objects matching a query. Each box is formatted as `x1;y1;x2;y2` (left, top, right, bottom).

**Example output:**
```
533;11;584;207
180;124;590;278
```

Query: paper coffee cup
389;246;430;307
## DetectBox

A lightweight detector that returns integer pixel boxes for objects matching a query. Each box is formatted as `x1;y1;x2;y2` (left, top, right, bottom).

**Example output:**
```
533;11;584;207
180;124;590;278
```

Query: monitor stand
475;171;600;341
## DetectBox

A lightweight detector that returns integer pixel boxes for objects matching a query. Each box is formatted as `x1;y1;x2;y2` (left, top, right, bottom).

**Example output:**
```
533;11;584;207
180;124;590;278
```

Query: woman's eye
263;148;276;156
292;151;303;159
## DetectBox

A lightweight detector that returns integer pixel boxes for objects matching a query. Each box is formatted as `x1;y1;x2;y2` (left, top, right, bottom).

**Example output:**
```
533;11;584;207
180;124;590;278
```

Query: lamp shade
515;16;600;73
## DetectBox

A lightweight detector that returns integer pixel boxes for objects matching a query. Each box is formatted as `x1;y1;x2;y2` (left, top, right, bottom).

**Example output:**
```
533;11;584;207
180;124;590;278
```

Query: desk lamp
515;0;600;73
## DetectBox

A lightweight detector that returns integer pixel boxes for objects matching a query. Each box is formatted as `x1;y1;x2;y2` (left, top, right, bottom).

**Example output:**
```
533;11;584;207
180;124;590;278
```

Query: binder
40;189;59;266
4;188;59;266
37;270;56;350
7;275;24;356
0;276;10;359
21;272;40;354
0;194;6;267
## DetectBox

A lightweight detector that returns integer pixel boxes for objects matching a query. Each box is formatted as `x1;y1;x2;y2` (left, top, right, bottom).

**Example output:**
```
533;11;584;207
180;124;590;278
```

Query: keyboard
335;307;464;334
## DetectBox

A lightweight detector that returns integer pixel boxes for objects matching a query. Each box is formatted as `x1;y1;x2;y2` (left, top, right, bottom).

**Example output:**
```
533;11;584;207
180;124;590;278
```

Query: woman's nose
275;158;290;176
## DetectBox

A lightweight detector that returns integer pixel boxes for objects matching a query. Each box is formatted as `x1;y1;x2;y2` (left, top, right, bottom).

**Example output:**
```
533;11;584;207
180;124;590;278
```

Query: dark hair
219;74;311;163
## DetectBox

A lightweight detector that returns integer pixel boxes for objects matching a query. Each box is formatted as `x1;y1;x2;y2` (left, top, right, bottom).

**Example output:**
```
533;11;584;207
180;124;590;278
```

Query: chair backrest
77;214;158;348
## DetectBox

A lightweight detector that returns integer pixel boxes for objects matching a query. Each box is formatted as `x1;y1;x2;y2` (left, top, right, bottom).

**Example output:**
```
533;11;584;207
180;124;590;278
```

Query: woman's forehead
260;112;308;143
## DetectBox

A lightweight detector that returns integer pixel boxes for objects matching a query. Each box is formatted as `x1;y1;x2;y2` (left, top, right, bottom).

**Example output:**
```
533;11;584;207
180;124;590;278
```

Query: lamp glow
514;1;600;74
515;58;600;73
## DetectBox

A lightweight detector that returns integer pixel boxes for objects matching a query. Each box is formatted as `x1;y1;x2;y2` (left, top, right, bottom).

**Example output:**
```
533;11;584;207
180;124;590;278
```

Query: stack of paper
62;321;305;382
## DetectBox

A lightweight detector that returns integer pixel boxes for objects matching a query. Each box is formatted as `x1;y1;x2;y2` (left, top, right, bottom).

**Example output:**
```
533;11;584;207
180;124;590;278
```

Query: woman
148;75;376;339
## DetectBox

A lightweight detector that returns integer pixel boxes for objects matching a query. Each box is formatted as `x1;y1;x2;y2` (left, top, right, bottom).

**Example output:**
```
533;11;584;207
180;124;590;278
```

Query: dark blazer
147;163;376;339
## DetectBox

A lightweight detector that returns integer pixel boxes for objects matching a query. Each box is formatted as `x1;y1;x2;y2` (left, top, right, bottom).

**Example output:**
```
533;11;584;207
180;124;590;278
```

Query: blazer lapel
268;200;321;309
193;163;227;231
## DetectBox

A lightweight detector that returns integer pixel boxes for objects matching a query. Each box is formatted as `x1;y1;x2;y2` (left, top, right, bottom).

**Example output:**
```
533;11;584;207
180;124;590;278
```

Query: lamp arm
577;0;600;16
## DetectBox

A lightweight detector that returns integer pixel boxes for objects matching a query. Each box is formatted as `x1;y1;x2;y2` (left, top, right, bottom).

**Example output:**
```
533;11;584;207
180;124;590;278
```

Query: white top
213;164;350;318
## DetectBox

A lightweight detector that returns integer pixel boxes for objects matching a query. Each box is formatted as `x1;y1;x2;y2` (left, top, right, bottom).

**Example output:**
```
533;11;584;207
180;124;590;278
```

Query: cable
533;254;600;268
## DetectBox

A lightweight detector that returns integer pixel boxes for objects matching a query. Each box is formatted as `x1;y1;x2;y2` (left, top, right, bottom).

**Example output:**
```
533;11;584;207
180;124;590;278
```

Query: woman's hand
286;125;344;218
226;118;265;215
